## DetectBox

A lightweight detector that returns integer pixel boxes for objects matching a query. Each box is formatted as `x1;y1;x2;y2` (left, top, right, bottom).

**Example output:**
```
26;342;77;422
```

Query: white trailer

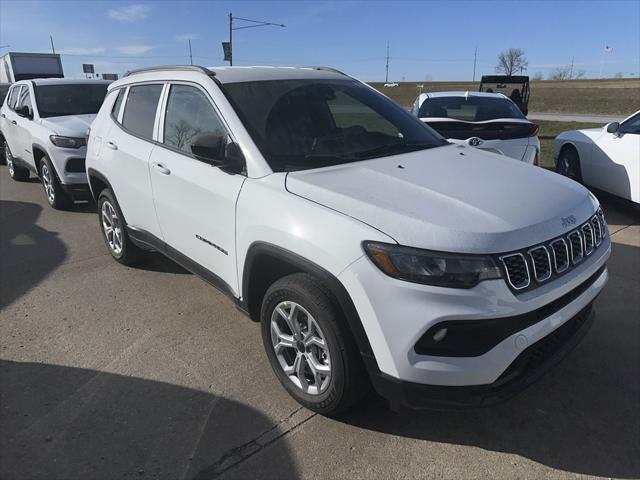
0;52;64;83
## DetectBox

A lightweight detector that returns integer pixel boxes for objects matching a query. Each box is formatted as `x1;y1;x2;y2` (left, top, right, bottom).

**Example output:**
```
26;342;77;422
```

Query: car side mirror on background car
15;105;33;120
191;134;244;173
606;122;620;134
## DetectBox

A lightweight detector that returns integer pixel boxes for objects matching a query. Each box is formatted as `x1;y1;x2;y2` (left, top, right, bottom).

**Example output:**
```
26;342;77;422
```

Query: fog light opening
433;328;448;342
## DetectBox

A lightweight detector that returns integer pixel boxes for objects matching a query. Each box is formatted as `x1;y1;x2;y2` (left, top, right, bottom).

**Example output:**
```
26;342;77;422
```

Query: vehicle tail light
528;123;539;137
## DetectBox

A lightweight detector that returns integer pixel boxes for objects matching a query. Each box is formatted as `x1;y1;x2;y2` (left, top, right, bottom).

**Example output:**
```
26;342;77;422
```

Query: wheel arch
31;142;54;178
241;242;376;362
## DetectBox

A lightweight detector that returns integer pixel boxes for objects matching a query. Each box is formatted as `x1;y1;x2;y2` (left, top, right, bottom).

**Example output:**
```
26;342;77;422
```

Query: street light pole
227;12;285;66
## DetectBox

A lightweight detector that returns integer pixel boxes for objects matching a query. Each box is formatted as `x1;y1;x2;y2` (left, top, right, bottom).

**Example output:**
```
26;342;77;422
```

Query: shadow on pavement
339;241;639;479
0;200;68;310
0;360;298;480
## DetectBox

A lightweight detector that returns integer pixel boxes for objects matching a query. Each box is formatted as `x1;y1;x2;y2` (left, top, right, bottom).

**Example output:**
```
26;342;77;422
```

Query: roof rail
123;65;215;78
303;66;348;77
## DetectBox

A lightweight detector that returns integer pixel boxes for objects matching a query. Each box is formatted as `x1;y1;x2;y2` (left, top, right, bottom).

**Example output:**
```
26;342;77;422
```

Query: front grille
499;210;607;293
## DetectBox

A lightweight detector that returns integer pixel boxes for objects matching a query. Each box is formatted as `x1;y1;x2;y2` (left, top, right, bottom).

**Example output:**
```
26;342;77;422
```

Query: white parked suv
86;66;610;414
0;78;109;208
412;91;540;164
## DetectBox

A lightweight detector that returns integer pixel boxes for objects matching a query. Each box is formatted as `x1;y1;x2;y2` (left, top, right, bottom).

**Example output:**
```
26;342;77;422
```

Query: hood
286;145;598;254
40;114;96;137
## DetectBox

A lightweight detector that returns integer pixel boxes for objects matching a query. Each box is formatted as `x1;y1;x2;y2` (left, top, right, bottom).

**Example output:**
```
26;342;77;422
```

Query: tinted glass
16;86;32;113
418;96;525;121
7;85;21;109
164;85;226;154
34;84;108;118
620;112;640;135
223;79;446;172
122;84;163;140
111;89;125;120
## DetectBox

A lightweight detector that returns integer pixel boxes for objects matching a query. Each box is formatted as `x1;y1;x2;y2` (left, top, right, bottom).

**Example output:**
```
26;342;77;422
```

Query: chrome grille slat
500;253;530;290
499;211;607;293
582;223;594;255
550;238;570;273
568;230;584;264
528;246;552;282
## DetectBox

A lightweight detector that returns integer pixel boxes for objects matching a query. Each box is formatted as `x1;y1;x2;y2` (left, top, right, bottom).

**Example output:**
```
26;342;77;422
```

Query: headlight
363;241;501;288
49;135;86;149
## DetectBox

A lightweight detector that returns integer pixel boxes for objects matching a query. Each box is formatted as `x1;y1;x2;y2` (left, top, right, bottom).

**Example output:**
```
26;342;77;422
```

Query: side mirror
606;122;620;134
16;105;32;120
190;133;244;173
191;134;225;164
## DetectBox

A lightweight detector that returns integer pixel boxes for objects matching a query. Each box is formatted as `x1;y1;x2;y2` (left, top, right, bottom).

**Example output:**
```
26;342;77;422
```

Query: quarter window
163;84;227;155
16;86;33;114
111;89;125;120
122;84;163;140
7;85;22;110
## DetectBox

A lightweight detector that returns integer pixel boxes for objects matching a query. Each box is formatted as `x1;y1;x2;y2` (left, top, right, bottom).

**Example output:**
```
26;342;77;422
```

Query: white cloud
117;45;154;55
175;33;198;42
108;4;151;22
58;47;107;55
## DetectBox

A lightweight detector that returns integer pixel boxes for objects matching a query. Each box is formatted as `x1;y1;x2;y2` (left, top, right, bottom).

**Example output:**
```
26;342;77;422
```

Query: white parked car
555;110;640;206
412;91;540;164
86;65;609;414
0;78;110;209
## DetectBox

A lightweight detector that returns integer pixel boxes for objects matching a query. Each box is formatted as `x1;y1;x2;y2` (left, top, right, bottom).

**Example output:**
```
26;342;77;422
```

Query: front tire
40;156;72;209
6;144;29;181
556;146;583;183
97;189;144;266
261;273;369;415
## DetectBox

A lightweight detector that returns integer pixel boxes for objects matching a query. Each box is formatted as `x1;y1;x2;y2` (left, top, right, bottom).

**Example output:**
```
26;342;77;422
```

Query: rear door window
121;84;163;140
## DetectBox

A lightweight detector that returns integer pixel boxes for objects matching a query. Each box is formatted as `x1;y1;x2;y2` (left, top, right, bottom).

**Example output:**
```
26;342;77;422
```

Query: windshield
222;79;447;172
34;84;108;118
418;96;526;122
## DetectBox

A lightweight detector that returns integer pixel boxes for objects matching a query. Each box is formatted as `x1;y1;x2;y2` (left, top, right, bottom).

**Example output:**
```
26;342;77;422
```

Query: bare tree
614;71;624;78
495;48;528;75
532;71;544;81
549;65;586;80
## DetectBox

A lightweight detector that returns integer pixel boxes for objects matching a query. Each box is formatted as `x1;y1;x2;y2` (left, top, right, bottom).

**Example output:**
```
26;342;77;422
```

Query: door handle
1;113;5;118
105;141;118;150
11;120;17;125
151;161;171;175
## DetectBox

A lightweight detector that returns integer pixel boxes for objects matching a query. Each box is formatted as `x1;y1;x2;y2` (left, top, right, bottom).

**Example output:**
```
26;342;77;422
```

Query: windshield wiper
349;142;438;159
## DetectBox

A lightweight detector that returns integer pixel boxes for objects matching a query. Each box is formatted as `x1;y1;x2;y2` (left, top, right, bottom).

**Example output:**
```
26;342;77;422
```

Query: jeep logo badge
561;215;577;228
468;137;483;147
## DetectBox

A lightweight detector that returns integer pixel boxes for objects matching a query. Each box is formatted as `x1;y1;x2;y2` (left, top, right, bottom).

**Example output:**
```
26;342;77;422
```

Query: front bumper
60;182;91;201
338;236;610;391
367;301;595;409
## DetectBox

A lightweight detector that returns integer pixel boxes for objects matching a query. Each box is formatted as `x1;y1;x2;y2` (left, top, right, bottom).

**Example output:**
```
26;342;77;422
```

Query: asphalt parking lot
1;167;638;480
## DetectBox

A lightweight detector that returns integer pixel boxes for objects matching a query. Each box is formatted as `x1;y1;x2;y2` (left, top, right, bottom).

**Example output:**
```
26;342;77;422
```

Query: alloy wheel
270;301;331;395
41;164;55;203
101;200;123;255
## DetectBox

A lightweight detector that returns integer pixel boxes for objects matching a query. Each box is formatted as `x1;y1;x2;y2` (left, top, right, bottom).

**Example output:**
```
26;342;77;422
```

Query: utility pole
188;39;193;65
385;40;389;83
569;56;574;79
228;13;285;67
472;47;477;82
50;35;55;54
229;12;233;66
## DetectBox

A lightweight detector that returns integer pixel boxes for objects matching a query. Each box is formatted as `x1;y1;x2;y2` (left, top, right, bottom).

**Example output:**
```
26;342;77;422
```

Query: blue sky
0;0;638;81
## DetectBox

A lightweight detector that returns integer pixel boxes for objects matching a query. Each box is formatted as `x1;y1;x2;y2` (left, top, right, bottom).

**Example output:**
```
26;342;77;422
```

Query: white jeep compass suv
0;78;109;209
86;66;610;414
